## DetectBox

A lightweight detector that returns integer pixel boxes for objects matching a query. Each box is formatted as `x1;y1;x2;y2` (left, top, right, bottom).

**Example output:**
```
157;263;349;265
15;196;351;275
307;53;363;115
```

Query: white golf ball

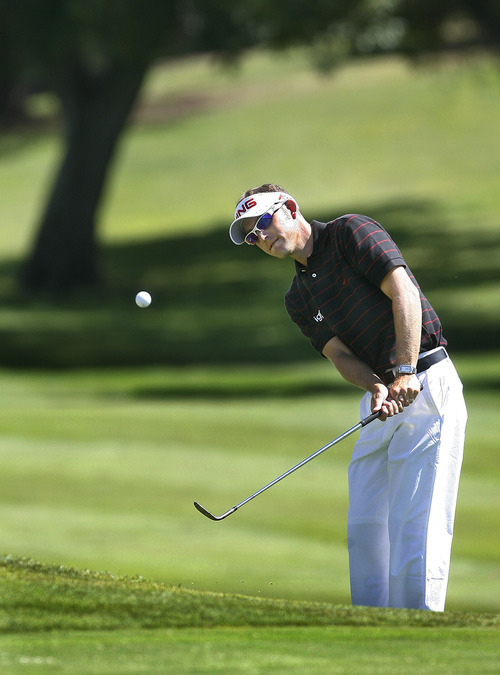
135;291;152;308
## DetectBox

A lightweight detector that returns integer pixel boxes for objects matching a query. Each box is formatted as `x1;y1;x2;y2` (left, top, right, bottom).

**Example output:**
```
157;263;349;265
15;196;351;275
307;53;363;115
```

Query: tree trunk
0;4;21;125
20;63;146;293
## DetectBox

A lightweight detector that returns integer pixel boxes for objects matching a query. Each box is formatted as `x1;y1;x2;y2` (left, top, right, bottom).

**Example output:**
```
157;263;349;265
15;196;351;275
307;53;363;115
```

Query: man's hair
237;183;289;206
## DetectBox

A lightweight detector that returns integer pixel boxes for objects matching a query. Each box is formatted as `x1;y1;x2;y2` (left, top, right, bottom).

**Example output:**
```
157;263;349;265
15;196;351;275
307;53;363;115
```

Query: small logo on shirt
313;310;324;323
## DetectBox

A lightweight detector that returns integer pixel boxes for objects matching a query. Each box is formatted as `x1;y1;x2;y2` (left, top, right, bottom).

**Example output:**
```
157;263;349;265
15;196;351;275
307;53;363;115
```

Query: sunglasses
244;202;284;245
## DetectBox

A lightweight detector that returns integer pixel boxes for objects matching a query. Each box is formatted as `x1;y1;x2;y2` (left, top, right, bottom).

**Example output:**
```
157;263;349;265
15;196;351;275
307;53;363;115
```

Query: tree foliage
0;0;498;292
394;0;500;56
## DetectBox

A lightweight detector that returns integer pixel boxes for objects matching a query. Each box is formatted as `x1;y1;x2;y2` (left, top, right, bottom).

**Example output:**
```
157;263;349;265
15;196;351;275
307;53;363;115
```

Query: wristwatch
394;364;417;376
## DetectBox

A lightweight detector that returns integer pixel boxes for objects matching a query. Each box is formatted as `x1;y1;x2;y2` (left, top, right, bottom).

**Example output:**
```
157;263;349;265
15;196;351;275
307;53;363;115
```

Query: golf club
194;409;381;521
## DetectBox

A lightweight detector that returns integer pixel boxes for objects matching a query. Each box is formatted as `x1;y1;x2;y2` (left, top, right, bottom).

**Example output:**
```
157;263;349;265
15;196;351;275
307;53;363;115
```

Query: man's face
242;208;298;259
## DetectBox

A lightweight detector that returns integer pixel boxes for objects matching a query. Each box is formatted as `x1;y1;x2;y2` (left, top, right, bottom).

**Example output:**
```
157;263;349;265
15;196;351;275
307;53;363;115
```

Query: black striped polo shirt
285;215;446;376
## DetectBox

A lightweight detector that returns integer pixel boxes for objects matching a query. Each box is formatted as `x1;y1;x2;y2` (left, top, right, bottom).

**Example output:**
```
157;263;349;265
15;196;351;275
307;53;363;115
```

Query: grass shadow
0;197;498;369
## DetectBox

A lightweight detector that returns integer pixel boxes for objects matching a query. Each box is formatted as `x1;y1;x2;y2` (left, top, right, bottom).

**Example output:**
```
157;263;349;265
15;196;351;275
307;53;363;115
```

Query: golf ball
135;291;152;308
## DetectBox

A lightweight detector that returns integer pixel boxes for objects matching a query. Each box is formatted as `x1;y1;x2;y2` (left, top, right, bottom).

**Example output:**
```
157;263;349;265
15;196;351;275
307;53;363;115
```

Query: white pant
347;356;467;611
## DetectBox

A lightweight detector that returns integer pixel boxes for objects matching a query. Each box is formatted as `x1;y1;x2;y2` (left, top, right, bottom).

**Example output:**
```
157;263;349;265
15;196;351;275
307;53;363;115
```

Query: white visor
229;191;293;245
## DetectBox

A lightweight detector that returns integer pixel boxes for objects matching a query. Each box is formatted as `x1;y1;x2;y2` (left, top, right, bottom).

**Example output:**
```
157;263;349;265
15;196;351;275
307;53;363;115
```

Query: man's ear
285;199;297;219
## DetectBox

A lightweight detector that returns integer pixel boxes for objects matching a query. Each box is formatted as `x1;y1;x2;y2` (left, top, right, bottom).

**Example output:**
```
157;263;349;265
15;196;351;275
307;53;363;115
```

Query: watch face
397;365;415;374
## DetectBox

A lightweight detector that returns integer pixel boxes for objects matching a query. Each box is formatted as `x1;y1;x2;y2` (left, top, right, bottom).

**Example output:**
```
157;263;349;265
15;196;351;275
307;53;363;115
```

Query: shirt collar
294;220;328;273
310;220;328;253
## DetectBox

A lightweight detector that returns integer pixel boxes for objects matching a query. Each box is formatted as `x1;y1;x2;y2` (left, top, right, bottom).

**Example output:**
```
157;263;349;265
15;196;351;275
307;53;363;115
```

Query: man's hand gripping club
371;374;422;422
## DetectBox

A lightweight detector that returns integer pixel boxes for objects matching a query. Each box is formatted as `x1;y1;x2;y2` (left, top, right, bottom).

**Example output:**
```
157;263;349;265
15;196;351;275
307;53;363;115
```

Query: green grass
0;557;498;674
7;556;496;632
0;356;498;615
3;628;499;675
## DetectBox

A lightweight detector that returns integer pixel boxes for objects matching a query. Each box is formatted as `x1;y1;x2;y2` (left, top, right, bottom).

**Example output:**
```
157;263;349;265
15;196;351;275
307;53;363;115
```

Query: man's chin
268;240;290;259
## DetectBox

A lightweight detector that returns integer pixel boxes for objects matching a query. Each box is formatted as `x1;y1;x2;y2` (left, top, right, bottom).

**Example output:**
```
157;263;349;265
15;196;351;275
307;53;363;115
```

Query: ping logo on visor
235;197;257;219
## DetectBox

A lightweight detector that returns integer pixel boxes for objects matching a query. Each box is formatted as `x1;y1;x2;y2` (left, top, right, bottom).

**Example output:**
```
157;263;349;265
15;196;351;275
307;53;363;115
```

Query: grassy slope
0;54;498;369
5;556;497;632
1;557;498;674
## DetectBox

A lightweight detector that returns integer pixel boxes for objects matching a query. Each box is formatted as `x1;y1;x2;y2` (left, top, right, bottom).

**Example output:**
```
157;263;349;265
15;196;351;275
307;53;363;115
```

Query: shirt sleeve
340;215;406;287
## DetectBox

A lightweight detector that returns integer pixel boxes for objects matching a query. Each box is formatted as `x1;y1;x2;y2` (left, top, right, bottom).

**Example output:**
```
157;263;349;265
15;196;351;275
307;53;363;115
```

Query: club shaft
194;411;380;520
233;411;379;512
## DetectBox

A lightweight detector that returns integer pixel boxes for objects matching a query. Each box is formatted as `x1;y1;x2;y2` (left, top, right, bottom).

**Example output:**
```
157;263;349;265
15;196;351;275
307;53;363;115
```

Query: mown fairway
0;358;498;615
0;50;499;671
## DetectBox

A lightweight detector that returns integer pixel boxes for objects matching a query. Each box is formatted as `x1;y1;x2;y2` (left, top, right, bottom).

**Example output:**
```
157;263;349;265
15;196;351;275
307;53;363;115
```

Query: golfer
229;184;467;612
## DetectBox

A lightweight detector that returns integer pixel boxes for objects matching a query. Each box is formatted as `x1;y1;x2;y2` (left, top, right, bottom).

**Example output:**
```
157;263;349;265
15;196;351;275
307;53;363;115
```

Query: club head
194;501;237;521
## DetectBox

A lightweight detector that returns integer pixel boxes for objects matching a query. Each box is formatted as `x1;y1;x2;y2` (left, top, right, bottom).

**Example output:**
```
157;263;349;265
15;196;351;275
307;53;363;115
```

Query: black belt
384;347;448;385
